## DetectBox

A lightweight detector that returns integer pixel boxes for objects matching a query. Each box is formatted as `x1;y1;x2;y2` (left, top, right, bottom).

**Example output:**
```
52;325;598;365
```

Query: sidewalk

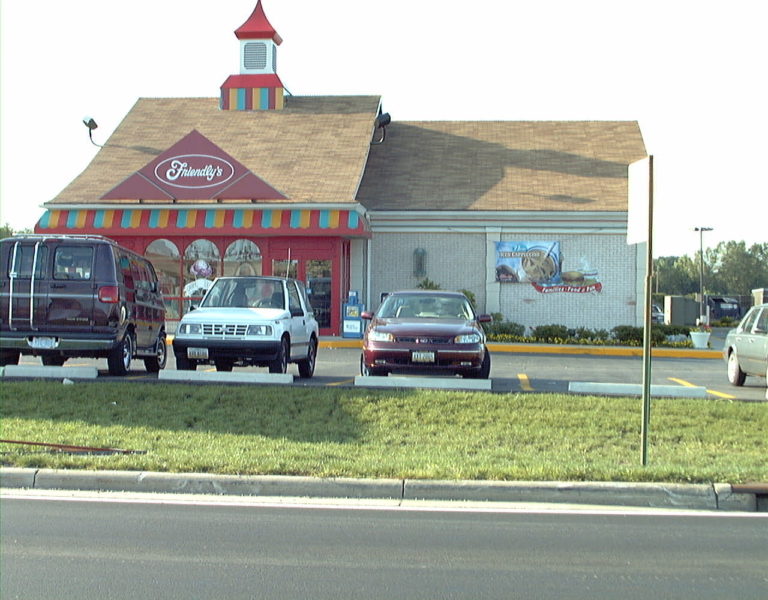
1;467;764;512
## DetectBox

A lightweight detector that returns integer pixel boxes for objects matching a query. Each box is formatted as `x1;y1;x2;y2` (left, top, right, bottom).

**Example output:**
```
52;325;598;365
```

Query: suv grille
202;324;248;337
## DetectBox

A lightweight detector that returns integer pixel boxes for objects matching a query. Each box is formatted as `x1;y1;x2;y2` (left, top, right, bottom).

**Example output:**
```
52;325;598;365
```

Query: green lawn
1;381;765;483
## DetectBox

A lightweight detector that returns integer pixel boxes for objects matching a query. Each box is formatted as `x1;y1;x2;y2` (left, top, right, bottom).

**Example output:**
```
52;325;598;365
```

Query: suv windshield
201;278;285;309
378;294;473;319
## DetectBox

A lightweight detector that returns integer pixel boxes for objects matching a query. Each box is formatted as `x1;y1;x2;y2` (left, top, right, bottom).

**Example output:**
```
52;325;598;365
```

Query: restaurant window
272;258;298;279
183;239;220;313
224;239;262;276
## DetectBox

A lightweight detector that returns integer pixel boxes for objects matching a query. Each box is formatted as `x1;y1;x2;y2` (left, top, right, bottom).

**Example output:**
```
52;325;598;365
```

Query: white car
172;277;318;377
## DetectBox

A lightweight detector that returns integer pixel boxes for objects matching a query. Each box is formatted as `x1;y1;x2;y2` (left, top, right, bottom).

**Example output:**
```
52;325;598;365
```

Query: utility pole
694;226;713;324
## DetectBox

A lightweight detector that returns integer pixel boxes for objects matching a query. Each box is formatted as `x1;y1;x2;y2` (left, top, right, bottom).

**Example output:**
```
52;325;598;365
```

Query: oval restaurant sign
154;154;235;189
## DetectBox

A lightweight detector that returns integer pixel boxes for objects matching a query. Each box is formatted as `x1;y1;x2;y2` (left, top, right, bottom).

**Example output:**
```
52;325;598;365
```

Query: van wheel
42;356;67;366
144;334;167;373
297;337;317;378
0;350;20;366
107;334;133;376
269;337;289;374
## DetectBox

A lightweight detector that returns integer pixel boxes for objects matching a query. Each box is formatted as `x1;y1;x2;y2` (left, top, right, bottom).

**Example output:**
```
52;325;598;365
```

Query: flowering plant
690;324;712;333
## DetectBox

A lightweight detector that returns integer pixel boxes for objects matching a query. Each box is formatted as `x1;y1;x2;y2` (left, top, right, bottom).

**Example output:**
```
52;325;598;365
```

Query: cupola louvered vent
244;42;267;69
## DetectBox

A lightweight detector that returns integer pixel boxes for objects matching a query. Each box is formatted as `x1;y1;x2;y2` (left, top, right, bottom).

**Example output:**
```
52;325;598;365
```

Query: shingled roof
48;95;381;207
356;121;647;212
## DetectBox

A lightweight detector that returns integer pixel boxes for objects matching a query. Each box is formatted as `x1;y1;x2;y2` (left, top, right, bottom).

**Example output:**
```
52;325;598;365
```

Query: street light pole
694;226;713;324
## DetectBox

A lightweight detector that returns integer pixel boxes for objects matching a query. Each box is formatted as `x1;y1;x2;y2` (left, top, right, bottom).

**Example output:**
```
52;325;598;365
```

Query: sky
1;0;765;258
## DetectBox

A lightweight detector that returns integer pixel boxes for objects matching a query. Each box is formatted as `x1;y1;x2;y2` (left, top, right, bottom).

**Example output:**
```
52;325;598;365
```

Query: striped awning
36;208;370;238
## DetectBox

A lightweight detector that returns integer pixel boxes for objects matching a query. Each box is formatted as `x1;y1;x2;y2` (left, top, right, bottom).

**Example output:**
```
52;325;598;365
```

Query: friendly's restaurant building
34;1;648;336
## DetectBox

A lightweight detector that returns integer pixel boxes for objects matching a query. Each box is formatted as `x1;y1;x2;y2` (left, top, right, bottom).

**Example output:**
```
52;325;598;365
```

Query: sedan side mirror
361;311;374;320
476;314;492;323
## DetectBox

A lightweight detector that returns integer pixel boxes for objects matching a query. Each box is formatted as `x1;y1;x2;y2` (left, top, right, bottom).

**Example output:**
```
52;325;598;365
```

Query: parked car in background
172;276;318;377
651;304;665;324
0;234;167;375
723;303;767;387
360;290;492;378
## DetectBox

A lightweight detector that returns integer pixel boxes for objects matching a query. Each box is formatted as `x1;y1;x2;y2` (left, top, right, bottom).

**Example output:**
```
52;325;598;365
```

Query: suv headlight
247;324;273;336
454;333;481;344
367;330;394;342
178;323;202;335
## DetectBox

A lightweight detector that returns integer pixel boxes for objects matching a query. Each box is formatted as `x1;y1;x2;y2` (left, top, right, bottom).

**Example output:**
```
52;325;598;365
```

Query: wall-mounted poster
495;242;560;284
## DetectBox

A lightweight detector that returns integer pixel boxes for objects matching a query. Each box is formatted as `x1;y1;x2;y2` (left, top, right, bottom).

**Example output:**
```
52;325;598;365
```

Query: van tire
144;334;167;373
107;334;133;376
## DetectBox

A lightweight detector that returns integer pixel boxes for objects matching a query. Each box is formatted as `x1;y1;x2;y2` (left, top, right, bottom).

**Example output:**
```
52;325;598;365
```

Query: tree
708;241;768;297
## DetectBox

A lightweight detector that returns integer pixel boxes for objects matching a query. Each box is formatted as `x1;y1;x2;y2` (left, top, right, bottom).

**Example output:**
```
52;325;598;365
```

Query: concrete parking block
568;381;707;398
714;483;757;511
355;375;492;391
2;365;99;379
158;370;294;384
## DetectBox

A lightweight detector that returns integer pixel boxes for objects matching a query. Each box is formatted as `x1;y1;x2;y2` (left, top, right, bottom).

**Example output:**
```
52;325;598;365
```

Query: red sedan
360;290;492;378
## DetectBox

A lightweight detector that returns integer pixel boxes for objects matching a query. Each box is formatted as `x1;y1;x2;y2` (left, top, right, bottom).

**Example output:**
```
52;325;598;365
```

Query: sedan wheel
727;350;746;386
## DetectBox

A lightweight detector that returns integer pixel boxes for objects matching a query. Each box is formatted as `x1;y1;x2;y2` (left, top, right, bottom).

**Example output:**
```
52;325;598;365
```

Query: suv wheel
144;334;167;373
269;337;289;374
297;337;317;378
107;334;133;376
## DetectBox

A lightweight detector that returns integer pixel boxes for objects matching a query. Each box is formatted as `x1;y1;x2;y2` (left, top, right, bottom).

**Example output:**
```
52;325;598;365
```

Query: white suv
172;277;318;377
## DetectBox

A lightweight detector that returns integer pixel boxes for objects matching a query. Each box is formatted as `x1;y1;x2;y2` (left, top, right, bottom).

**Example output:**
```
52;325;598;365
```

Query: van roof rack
2;233;116;243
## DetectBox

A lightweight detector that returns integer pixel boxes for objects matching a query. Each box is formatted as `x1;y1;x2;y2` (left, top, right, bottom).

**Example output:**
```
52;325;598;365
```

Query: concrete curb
2;365;99;379
568;382;707;398
1;468;761;511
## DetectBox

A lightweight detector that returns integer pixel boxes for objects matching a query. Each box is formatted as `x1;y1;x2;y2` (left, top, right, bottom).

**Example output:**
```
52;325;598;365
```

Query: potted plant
689;324;712;349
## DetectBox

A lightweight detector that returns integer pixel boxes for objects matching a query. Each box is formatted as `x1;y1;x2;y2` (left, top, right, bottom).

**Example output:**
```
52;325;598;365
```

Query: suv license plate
30;337;58;349
412;351;435;363
187;347;209;359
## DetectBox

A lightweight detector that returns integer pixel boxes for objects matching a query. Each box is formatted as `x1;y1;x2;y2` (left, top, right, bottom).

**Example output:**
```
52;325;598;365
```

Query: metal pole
641;156;654;466
694;227;712;324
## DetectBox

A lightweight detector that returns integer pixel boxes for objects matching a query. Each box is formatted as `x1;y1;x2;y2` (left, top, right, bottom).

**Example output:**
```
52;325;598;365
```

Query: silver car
723;303;768;387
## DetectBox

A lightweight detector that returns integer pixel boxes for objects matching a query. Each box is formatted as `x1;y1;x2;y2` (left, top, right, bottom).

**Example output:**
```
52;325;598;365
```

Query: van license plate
412;351;435;363
187;347;209;359
30;337;58;349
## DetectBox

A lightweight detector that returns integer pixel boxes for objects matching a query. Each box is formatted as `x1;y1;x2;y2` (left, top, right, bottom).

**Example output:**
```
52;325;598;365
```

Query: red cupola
220;1;285;110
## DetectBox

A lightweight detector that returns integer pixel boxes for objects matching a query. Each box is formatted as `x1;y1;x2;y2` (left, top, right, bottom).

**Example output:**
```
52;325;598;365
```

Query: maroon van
0;234;167;375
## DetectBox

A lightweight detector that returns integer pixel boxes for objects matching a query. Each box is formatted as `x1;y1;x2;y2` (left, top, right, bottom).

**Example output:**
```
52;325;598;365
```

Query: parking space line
327;378;355;387
668;377;736;400
517;373;534;391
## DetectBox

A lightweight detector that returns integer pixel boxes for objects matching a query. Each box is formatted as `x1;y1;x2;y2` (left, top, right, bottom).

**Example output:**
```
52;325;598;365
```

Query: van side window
54;246;93;280
10;245;48;279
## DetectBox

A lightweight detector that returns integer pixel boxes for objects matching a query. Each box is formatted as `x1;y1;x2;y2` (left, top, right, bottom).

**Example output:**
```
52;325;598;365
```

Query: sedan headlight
178;323;202;335
454;333;481;344
367;329;394;342
246;324;273;336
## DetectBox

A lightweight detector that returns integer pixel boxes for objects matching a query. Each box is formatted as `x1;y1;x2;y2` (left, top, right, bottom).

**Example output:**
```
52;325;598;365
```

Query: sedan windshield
378;294;473;319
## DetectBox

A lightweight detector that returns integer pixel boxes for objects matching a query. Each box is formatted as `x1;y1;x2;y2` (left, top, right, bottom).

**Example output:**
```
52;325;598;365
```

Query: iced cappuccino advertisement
495;241;601;293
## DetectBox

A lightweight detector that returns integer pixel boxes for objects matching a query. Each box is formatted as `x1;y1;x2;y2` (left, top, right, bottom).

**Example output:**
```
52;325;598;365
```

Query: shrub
459;288;476;308
531;324;570;342
416;278;441;290
485;320;526;337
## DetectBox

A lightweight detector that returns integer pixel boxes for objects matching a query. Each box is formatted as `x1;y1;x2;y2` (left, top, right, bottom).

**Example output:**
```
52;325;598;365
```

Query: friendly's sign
154;154;235;189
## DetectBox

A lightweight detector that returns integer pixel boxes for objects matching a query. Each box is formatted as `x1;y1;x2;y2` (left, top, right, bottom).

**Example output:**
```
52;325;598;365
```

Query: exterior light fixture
82;116;102;147
371;112;391;145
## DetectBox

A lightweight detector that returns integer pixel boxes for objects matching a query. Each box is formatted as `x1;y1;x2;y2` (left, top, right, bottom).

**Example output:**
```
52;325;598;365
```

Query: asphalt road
2;493;766;600
14;347;767;402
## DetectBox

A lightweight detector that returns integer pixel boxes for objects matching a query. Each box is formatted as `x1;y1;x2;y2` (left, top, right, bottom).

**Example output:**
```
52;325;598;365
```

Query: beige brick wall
370;231;640;330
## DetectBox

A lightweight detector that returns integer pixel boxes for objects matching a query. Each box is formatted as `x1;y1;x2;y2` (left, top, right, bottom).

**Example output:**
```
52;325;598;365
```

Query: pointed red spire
235;1;282;45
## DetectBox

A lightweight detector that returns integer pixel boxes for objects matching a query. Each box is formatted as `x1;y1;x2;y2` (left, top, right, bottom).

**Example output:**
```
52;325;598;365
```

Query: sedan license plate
412;351;435;363
29;336;58;349
187;347;209;359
